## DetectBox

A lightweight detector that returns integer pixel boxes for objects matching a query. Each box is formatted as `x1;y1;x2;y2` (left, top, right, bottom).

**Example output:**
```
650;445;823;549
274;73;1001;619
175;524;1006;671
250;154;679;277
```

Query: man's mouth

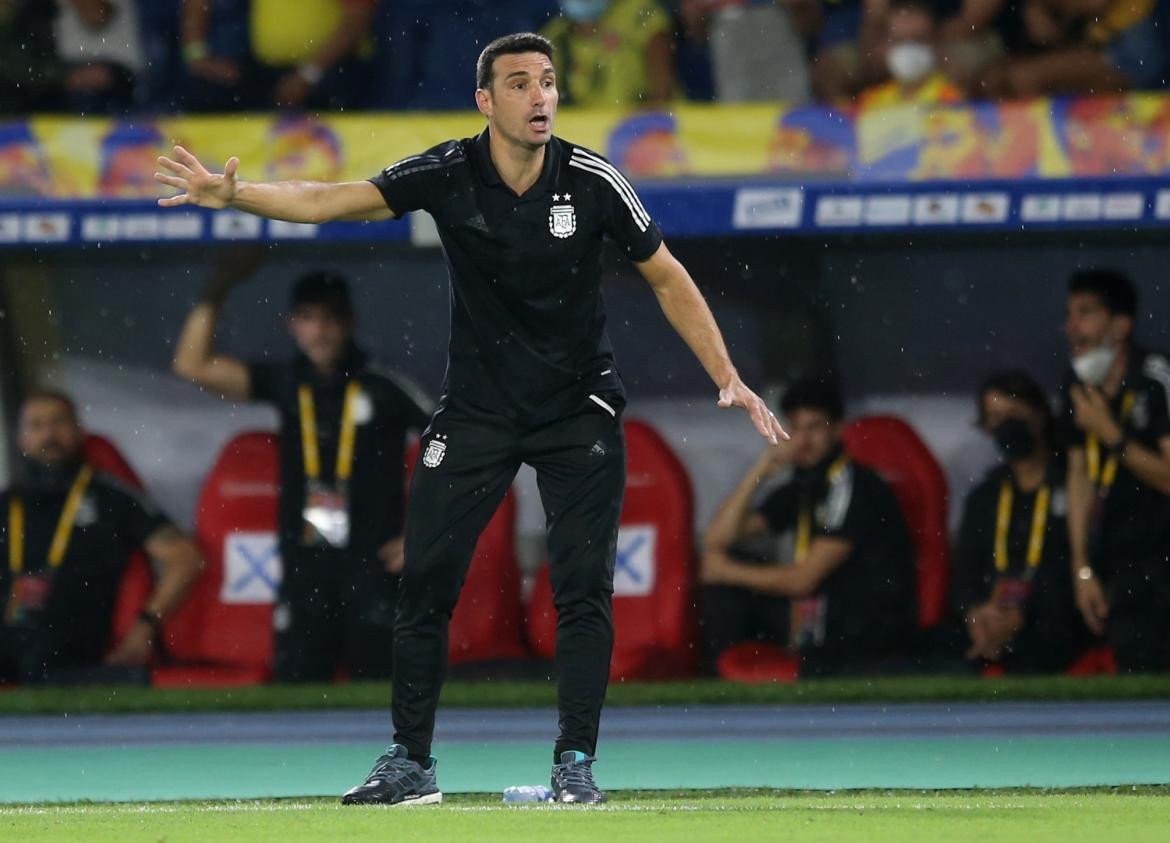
529;114;549;130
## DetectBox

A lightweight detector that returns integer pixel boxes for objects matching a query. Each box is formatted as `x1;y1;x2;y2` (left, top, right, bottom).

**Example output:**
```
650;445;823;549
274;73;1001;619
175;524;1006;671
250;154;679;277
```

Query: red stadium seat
158;433;527;687
525;419;697;680
716;642;799;684
154;432;279;687
718;415;947;683
1066;645;1117;676
84;435;153;650
404;442;528;665
842;415;950;629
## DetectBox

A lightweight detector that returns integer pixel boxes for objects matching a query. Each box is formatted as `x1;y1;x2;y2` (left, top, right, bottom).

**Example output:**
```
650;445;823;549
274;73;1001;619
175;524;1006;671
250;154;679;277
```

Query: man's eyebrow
504;67;555;80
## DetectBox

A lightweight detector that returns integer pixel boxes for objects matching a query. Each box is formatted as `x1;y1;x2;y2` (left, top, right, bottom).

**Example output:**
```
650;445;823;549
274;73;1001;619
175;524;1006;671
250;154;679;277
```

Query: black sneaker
341;744;442;806
551;750;606;804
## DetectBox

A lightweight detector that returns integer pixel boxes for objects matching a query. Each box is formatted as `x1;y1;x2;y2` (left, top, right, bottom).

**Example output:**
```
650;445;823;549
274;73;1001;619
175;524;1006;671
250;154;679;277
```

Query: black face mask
991;418;1037;461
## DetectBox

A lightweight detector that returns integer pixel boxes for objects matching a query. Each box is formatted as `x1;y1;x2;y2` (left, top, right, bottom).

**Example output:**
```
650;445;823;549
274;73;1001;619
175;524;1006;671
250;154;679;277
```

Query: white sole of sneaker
395;791;443;807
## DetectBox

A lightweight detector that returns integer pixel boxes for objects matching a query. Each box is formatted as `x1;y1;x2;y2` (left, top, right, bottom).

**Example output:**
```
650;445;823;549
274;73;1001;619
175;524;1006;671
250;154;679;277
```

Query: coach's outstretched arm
155;145;393;223
636;242;788;444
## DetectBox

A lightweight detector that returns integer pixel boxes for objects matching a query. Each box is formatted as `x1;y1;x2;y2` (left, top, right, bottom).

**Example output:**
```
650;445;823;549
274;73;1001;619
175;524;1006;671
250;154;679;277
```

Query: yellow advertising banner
3;96;1170;200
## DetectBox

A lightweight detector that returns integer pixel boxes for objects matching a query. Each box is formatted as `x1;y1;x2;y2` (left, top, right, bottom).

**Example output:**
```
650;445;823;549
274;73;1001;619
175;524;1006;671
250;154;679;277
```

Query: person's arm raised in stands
155;145;395;223
171;248;267;401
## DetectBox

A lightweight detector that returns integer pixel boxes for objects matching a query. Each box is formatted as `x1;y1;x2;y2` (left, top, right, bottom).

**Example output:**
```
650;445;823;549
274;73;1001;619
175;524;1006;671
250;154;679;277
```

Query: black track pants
392;393;626;760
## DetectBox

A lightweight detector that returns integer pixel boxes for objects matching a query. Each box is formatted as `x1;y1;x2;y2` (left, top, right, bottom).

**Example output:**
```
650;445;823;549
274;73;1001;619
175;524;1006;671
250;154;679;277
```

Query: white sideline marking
0;800;1039;816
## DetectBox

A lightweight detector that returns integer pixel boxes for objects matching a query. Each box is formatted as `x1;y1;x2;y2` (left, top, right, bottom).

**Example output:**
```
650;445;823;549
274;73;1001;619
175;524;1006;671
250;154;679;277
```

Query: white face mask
887;42;935;84
1071;344;1117;386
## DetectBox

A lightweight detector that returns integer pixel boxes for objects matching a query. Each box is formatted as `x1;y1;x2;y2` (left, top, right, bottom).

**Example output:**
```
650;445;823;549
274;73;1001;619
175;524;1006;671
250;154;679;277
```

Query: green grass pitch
4;789;1168;842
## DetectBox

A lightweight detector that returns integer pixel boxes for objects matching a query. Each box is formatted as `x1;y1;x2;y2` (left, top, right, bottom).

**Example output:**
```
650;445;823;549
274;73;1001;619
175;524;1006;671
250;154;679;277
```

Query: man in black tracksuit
174;271;430;681
155;32;784;805
1061;270;1170;672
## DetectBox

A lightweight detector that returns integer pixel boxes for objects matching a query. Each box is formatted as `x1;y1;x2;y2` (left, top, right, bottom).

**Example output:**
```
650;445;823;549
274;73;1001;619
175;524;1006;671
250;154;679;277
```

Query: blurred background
2;0;1169;688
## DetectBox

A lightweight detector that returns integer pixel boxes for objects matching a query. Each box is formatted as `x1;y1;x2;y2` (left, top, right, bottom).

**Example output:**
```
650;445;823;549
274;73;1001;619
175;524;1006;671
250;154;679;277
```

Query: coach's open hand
719;378;788;444
155;145;239;209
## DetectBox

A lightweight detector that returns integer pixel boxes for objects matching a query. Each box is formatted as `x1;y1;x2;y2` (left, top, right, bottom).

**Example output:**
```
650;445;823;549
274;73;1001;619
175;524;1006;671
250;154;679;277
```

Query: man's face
288;304;351;369
1065;292;1129;355
888;8;935;46
476;52;558;150
785;408;841;469
19;398;84;468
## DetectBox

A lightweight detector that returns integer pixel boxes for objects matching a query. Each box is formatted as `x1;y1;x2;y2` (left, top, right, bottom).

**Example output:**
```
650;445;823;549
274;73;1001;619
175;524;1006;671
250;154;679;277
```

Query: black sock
408;754;431;768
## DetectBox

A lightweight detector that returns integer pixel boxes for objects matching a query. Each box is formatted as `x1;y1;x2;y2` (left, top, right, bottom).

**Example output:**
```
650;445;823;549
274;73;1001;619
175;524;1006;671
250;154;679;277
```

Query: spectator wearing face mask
542;0;676;107
952;371;1080;673
1061;269;1170;672
858;0;962;109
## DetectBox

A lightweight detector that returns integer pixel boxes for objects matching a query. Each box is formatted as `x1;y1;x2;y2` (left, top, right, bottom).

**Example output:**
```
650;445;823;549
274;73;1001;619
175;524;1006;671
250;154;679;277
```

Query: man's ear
475;87;491;117
1112;314;1134;344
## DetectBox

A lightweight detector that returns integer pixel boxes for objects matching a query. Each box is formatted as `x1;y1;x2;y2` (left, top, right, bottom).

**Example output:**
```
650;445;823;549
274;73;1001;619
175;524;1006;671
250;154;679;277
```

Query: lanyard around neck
795;454;850;564
1086;389;1135;491
8;464;94;575
298;380;361;483
993;477;1050;575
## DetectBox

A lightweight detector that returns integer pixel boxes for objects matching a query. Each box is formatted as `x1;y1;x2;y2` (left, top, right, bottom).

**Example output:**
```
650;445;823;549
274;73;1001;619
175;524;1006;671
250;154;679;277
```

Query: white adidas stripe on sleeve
383;154;428;174
569;150;651;231
571;147;650;218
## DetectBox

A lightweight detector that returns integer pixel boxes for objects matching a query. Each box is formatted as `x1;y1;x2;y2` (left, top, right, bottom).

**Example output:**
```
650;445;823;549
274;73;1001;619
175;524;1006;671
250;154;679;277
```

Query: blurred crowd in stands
3;0;1170;118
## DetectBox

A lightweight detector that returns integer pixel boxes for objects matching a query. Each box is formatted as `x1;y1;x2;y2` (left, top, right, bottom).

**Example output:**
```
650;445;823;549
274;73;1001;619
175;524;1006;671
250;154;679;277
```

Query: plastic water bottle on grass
503;785;554;803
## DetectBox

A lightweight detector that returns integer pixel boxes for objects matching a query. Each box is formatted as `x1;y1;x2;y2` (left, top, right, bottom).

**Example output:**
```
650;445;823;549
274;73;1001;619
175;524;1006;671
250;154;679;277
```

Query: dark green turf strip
2;675;1169;716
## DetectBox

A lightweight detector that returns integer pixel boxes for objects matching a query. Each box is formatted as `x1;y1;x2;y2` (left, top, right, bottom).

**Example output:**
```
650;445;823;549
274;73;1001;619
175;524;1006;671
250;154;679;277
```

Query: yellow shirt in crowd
251;0;371;67
1087;0;1156;44
858;73;962;111
542;0;671;107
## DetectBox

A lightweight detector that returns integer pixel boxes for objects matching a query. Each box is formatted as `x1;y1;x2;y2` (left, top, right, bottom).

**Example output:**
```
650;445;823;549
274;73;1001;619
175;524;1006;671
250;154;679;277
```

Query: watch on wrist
137;608;163;632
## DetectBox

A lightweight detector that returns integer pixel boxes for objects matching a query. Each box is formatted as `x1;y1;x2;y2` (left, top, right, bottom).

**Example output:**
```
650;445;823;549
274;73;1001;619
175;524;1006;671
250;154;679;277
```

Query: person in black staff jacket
1061;269;1170;672
700;378;918;678
0;390;203;684
156;32;785;805
173;270;431;683
953;371;1080;673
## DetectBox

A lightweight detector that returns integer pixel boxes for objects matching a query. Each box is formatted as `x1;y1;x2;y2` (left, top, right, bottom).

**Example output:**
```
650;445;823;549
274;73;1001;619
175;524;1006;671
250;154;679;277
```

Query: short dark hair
780;376;845;422
977;370;1054;443
290;271;352;319
476;32;554;91
1068;268;1138;317
21;388;79;423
